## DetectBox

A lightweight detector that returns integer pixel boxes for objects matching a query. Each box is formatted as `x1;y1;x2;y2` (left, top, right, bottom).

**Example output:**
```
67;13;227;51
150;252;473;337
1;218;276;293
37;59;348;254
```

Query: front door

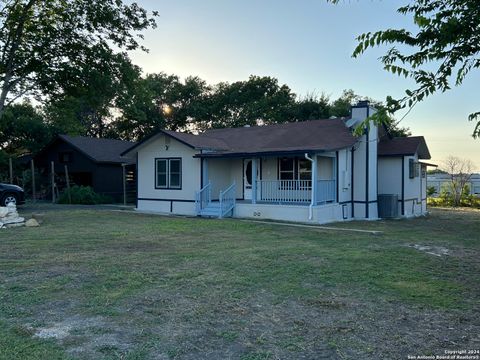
243;159;259;200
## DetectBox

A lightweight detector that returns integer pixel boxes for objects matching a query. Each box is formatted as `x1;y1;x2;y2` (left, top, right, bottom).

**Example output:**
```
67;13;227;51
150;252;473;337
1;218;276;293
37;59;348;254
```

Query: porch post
312;154;318;205
202;158;209;187
252;158;257;204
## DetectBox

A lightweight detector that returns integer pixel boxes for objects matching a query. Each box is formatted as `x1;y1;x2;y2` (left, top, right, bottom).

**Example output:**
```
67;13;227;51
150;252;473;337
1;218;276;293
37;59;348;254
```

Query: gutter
304;153;315;220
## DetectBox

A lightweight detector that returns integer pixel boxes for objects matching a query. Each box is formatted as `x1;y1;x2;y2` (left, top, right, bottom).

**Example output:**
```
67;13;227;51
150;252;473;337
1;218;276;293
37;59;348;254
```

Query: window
298;159;312;181
409;159;419;179
278;157;313;189
155;158;182;189
59;151;73;163
279;158;294;180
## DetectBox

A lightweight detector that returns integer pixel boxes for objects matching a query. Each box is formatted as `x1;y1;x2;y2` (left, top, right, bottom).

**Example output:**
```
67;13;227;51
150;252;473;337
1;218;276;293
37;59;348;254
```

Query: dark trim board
200;158;204;188
335;151;339;203
135;153;139;209
353;200;378;204
195;148;350;159
365;106;370;218
401;156;405;215
138;198;195;203
351;147;355;217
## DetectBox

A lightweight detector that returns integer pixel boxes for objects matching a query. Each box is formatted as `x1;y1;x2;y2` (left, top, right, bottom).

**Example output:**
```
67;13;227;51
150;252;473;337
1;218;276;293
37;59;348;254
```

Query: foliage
0;0;157;118
427;186;436;197
46;52;141;138
201;75;296;129
112;73;210;140
0;102;51;154
58;185;113;205
441;156;474;207
329;0;480;137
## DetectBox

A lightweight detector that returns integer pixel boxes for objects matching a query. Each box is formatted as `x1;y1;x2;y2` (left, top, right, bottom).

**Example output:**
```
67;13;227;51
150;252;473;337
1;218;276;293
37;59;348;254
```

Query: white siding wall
234;202;347;223
377;155;427;218
261;157;277;181
317;156;334;179
204;158;243;199
403;154;424;217
136;134;200;215
338;149;353;219
350;105;378;219
378;157;402;216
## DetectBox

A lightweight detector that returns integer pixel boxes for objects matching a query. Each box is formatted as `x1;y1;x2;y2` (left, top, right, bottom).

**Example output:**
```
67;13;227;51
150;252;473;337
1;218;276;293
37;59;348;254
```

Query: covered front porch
195;153;338;218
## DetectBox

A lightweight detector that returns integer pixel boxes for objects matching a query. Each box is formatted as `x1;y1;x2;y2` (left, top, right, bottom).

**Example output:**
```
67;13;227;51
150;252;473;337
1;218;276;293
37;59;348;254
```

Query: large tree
202;75;296;129
46;51;141;138
0;0;157;118
112;73;210;140
330;0;480;137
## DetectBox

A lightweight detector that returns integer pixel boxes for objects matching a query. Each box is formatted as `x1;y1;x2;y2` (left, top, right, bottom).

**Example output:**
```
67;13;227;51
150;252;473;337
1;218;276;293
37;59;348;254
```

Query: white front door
243;159;259;200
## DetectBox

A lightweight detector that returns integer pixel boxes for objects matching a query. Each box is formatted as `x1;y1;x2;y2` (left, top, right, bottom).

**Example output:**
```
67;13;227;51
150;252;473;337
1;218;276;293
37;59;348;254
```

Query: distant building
34;135;136;202
427;173;480;196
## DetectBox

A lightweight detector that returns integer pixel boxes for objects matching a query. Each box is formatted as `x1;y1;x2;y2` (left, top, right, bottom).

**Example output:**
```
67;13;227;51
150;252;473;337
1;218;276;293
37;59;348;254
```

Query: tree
0;0;157;119
442;156;474;207
46;52;141;138
112;73;210;140
0;102;50;154
329;0;480;137
293;92;331;121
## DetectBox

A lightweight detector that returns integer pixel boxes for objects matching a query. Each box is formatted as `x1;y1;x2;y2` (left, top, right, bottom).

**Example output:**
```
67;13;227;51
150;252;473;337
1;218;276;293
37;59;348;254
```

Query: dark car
0;183;25;207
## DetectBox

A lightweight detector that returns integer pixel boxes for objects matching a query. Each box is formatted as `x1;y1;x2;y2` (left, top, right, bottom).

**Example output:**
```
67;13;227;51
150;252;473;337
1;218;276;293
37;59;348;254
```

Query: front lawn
0;207;479;359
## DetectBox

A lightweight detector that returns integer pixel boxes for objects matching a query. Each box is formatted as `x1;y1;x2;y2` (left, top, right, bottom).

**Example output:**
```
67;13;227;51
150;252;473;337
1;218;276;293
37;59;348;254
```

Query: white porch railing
195;182;211;214
258;180;312;203
316;180;336;204
219;181;236;218
257;179;336;204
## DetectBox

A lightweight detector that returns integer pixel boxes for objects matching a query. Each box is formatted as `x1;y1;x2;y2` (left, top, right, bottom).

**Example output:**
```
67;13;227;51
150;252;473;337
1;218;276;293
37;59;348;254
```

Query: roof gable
378;136;431;159
38;135;137;164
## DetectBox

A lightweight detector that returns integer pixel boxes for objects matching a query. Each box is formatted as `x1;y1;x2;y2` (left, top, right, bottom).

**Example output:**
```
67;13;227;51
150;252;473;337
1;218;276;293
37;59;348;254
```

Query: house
427;173;480;196
122;101;434;223
378;136;434;217
34;135;136;202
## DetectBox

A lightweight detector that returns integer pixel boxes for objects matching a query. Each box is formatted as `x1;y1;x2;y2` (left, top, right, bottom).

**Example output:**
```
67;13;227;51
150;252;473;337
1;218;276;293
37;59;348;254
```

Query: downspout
305;153;315;220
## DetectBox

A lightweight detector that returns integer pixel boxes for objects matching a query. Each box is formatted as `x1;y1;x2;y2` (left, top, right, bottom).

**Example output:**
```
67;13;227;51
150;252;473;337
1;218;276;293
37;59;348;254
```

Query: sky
129;0;480;171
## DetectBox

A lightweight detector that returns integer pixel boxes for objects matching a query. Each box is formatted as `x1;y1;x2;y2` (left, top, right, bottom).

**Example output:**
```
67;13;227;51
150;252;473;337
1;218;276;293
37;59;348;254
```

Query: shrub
427;186;437;197
58;185;113;205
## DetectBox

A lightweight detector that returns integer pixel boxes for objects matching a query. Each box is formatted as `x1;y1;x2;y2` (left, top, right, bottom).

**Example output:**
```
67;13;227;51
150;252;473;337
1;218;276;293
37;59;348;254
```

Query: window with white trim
155;158;182;189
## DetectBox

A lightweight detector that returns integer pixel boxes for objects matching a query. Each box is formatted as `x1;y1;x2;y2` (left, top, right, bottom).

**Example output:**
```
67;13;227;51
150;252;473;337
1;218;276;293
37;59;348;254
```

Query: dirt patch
407;244;450;257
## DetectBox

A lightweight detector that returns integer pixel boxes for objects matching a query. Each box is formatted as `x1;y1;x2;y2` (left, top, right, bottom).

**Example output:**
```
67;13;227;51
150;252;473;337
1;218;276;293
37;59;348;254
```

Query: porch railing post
252;158;257;204
202;158;209;187
312;154;318;205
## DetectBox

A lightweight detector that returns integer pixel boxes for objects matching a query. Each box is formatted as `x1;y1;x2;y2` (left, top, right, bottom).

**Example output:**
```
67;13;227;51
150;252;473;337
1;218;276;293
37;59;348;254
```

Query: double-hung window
155;158;182;189
279;157;312;189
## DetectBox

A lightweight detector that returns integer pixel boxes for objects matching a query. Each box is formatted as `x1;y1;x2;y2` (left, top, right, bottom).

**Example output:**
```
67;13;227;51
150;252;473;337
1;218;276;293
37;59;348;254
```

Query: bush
427;186;437;197
58;185;113;205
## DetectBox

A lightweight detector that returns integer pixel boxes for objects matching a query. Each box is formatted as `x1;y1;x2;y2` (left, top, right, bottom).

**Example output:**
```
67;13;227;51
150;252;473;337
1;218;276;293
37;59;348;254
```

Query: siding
136;134;201;215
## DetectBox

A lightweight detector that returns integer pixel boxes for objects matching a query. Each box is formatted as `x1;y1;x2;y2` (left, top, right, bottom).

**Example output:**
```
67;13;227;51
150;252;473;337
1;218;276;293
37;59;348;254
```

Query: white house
122;101;433;223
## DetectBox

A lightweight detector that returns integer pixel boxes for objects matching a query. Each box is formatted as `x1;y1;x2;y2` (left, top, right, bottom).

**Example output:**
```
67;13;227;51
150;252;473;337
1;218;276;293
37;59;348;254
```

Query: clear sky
130;0;480;171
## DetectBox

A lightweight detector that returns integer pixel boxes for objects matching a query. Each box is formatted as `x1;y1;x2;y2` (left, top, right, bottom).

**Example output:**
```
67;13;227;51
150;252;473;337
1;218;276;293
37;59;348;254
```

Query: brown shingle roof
122;119;357;157
198;119;356;157
378;136;431;159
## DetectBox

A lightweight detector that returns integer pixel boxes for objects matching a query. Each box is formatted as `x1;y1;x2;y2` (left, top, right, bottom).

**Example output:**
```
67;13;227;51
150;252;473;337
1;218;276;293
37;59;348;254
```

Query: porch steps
199;202;222;217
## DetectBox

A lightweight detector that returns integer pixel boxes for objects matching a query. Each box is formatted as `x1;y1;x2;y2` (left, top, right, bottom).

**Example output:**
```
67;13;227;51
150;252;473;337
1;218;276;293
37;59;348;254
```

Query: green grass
0;207;479;359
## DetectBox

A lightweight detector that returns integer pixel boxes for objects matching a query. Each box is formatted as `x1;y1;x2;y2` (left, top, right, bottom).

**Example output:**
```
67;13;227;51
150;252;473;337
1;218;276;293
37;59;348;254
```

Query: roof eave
194;146;353;158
